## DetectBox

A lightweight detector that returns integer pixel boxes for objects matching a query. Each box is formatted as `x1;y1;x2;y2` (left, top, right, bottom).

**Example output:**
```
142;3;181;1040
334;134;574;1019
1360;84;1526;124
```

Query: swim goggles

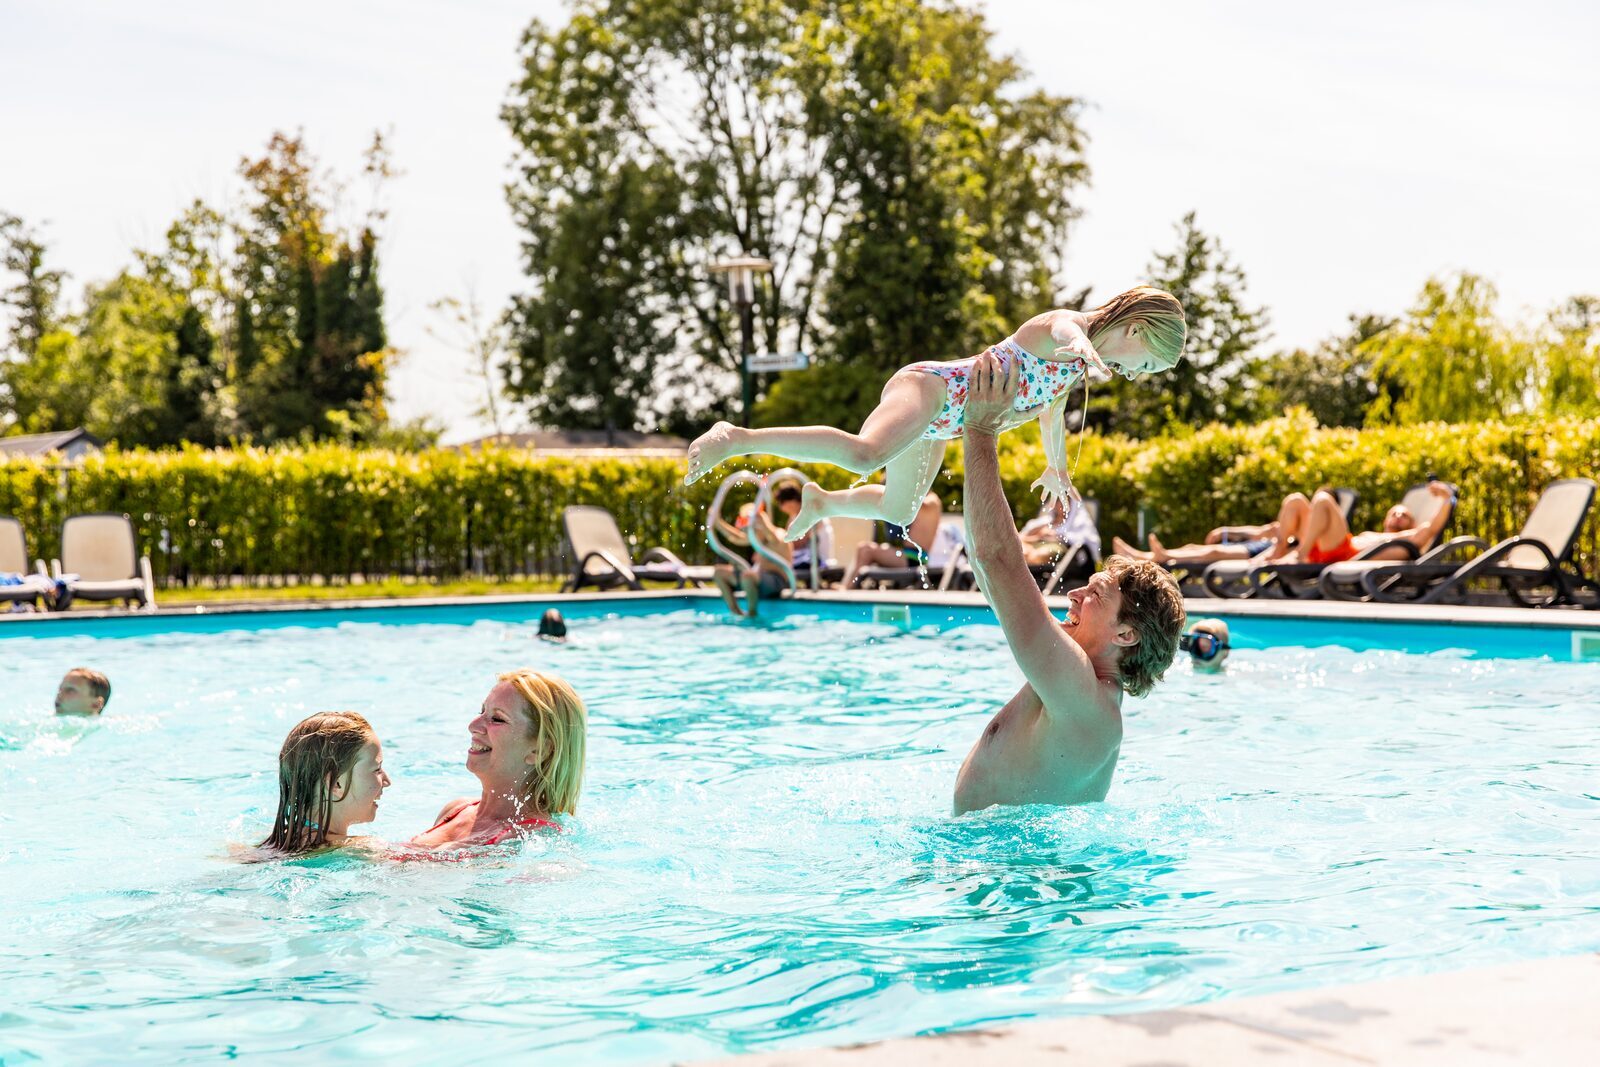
1179;632;1229;661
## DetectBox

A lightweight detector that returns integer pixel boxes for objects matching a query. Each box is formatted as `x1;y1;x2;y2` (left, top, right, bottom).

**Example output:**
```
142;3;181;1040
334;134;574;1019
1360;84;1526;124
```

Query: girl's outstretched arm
1030;395;1080;509
1047;313;1108;373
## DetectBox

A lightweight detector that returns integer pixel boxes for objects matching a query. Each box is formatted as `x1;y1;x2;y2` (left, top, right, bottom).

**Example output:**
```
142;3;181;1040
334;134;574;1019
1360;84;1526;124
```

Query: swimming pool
3;597;1599;1063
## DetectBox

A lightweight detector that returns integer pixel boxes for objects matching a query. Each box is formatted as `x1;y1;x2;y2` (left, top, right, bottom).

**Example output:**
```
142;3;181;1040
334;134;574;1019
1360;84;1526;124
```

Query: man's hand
964;352;1018;437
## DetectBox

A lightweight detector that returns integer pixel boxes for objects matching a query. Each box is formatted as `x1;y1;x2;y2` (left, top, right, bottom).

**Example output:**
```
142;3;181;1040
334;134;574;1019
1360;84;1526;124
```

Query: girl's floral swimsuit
908;337;1088;440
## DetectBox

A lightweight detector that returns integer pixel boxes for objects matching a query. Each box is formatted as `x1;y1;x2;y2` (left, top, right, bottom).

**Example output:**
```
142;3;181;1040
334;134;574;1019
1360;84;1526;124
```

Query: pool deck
703;952;1600;1066
5;584;1600;632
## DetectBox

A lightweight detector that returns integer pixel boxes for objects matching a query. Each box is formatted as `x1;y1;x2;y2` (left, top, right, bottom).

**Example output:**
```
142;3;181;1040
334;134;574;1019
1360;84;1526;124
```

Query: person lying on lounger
1246;482;1456;566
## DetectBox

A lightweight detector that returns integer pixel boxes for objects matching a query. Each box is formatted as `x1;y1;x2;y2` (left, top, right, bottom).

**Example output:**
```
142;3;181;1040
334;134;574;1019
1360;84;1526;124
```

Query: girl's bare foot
1146;534;1173;565
1111;536;1150;561
783;482;829;543
685;421;742;485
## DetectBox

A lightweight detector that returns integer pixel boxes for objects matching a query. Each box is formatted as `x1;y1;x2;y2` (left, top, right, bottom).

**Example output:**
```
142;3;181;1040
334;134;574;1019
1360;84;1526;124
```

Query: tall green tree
1245;313;1393;428
1091;212;1269;436
0;214;66;363
501;0;1089;433
1363;273;1528;425
1533;295;1600;417
233;132;394;441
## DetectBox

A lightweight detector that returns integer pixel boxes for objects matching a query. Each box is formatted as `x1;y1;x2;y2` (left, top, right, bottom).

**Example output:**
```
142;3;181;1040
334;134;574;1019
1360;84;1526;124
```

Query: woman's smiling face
466;681;538;786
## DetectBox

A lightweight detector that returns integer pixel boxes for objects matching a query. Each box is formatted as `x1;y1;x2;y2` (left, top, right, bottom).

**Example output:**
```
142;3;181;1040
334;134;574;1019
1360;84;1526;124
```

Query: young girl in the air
685;287;1186;541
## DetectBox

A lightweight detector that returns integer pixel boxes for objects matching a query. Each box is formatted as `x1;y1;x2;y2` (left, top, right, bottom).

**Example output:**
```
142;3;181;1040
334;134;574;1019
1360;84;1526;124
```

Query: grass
149;576;569;606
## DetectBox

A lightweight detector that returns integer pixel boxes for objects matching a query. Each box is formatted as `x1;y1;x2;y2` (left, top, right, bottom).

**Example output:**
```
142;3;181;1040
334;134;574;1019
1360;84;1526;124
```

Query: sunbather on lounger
1252;482;1455;566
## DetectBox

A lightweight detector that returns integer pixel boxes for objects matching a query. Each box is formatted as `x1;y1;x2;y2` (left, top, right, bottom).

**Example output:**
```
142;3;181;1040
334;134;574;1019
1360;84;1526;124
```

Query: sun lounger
1;516;56;611
52;513;156;610
1202;484;1451;600
560;505;712;593
1345;478;1597;607
854;513;970;591
1033;498;1102;594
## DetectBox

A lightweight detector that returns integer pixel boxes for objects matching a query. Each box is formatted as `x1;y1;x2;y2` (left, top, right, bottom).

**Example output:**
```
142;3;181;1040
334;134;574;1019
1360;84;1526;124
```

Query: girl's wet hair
1084;286;1187;372
262;711;376;854
499;669;587;816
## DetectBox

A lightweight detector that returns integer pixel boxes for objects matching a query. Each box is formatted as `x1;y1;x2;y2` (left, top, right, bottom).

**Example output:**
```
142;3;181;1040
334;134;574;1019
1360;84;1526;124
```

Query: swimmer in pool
259;711;391;855
684;287;1186;541
952;353;1186;812
408;669;586;849
55;667;111;715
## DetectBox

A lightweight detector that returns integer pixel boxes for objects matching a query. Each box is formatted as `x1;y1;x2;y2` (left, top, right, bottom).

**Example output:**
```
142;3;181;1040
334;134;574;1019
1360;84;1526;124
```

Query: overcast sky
4;0;1596;441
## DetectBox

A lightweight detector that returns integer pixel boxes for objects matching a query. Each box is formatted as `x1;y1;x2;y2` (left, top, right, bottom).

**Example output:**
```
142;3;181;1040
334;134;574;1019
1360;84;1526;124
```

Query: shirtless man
953;353;1186;813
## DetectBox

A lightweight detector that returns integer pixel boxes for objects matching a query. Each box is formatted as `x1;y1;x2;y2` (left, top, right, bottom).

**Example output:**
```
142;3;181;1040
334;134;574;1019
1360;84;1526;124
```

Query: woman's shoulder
433;797;477;825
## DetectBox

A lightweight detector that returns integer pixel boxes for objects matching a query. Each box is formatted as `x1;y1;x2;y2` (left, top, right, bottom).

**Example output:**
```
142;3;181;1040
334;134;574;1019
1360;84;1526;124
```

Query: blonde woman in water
685;287;1186;541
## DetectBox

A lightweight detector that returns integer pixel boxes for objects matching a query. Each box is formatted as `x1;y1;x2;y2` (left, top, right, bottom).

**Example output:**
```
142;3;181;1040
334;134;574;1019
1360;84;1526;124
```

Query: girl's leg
685;371;945;484
783;439;947;543
712;564;746;616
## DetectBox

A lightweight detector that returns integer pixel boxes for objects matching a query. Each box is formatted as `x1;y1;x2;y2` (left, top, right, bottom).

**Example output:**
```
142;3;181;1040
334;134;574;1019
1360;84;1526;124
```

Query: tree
1;131;401;447
233;132;395;442
0;213;66;361
1091;212;1269;436
1245;313;1393;428
1533;295;1600;417
1362;273;1528;425
501;0;1089;433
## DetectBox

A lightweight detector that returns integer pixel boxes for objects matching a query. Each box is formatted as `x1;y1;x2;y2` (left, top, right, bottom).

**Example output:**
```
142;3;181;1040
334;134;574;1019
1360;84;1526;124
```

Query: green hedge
3;413;1598;586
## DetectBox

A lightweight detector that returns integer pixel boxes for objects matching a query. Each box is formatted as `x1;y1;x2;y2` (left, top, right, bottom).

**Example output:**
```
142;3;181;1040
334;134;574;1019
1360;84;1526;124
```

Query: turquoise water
3;604;1600;1063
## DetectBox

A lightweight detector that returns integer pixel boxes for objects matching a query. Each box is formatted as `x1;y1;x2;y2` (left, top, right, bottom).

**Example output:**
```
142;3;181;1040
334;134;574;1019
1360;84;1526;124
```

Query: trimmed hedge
2;413;1598;586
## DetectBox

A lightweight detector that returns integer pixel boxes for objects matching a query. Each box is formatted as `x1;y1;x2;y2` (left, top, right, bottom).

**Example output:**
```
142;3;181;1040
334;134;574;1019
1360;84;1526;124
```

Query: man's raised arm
962;355;1097;707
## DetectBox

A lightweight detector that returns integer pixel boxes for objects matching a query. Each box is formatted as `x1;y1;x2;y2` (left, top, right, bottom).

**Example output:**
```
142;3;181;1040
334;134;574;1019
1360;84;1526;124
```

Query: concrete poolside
702;953;1600;1066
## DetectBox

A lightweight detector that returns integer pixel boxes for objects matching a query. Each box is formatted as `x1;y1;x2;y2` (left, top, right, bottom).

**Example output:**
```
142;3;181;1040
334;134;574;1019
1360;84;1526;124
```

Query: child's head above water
263;710;388;854
1084;286;1187;379
55;667;110;715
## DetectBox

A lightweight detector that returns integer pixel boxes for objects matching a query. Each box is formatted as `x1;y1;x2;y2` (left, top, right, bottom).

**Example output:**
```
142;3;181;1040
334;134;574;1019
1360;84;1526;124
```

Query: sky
3;0;1597;442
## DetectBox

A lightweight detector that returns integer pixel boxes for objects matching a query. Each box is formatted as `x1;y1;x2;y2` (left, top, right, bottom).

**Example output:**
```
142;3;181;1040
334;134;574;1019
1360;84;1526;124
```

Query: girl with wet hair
261;711;391;854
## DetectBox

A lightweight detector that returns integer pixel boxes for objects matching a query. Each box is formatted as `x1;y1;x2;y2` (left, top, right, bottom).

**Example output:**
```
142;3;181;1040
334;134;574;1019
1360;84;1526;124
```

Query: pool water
3;605;1599;1063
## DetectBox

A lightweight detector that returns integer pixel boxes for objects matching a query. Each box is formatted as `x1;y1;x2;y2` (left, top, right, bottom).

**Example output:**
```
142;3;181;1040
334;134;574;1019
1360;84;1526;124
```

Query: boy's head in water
1183;618;1232;674
1085;287;1187;379
538;608;568;643
55;668;110;715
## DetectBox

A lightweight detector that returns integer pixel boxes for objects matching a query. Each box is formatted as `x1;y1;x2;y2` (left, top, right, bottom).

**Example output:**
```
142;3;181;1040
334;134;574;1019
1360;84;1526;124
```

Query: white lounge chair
1;516;55;611
52;513;156;610
560;505;713;593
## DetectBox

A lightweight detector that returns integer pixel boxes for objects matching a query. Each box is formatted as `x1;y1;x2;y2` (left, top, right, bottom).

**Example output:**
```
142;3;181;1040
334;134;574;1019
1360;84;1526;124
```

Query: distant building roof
461;430;688;455
0;428;104;460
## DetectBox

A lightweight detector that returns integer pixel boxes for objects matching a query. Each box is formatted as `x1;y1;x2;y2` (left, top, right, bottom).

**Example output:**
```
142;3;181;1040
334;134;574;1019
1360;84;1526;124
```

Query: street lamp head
709;256;774;304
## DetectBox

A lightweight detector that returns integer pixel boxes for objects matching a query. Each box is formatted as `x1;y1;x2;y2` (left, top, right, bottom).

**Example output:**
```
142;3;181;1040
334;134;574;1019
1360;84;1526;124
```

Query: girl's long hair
1084;286;1187;370
262;711;376;853
499;669;587;815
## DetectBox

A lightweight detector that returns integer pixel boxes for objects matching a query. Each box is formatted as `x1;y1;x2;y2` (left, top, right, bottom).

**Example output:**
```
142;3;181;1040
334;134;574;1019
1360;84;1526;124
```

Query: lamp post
709;256;773;427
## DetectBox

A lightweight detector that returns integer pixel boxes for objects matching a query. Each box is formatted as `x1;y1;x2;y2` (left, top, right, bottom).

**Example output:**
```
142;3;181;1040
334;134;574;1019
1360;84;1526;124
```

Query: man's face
1383;505;1414;533
778;498;801;520
1064;570;1126;645
55;674;103;715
